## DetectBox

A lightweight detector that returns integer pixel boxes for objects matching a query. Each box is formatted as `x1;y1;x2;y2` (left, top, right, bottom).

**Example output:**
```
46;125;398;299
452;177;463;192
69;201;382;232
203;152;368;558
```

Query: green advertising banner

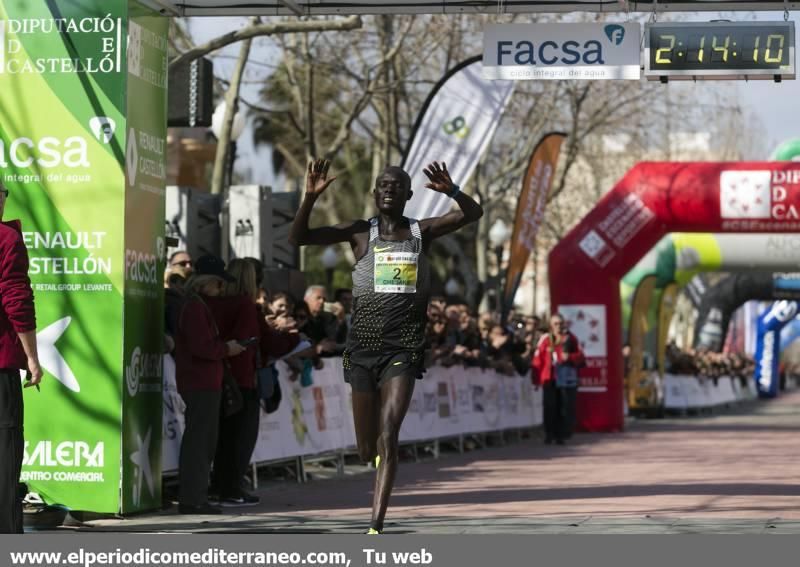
122;4;167;514
0;0;167;514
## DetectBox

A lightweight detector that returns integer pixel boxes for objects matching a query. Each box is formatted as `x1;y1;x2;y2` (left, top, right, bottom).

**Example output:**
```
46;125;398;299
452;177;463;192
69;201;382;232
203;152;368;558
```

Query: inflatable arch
548;162;800;432
693;272;800;351
780;317;800;351
753;301;799;398
621;233;800;411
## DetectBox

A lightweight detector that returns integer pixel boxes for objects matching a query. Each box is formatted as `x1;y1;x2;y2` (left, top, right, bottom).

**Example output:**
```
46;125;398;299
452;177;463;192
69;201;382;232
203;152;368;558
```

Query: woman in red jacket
531;313;585;445
206;259;300;506
175;256;245;515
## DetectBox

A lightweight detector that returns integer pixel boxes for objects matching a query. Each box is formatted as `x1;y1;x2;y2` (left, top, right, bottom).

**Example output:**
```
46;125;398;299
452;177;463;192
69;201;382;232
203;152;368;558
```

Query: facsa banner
483;23;641;80
4;0;168;514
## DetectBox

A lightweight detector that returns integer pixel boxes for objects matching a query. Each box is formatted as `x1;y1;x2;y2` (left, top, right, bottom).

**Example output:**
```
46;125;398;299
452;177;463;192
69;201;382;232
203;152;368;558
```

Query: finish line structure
146;0;799;17
549;162;800;433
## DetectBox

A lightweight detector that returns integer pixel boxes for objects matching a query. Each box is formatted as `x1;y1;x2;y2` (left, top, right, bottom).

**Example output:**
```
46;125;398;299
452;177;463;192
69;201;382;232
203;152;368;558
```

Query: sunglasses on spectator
172;260;191;267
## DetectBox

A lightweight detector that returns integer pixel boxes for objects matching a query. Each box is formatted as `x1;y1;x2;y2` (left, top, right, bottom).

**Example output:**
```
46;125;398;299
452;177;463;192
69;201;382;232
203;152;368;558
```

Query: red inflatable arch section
548;162;800;432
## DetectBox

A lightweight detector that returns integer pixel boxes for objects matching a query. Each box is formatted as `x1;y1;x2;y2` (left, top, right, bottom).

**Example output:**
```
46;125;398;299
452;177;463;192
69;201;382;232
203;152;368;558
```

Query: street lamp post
211;101;246;263
321;246;340;298
488;218;511;315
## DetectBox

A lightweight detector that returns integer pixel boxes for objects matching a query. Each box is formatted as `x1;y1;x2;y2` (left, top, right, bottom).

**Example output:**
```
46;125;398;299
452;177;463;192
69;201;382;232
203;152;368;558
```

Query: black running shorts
343;350;425;393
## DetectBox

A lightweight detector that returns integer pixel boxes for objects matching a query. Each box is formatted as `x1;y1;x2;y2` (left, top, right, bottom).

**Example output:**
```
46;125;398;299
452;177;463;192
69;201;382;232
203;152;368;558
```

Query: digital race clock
645;21;795;81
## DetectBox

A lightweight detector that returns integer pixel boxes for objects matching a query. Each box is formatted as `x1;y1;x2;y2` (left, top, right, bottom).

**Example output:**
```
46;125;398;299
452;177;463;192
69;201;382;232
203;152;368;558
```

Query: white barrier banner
251;358;356;462
664;374;755;411
163;359;541;473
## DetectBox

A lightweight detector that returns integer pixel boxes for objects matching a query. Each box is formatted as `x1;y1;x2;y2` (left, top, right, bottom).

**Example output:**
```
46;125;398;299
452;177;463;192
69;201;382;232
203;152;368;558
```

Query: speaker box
271;191;301;269
228;185;274;266
165;186;221;260
168;57;214;127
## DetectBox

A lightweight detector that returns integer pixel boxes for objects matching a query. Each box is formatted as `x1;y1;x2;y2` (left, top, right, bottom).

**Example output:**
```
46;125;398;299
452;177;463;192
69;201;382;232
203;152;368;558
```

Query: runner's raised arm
288;159;367;247
418;161;483;240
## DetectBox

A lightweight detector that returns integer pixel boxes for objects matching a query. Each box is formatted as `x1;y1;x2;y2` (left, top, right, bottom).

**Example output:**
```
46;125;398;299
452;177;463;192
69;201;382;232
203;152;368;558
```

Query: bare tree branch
170;16;363;68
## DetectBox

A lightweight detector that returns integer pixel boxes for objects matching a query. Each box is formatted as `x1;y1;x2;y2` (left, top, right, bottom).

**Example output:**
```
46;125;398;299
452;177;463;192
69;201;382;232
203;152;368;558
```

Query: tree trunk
210;29;254;196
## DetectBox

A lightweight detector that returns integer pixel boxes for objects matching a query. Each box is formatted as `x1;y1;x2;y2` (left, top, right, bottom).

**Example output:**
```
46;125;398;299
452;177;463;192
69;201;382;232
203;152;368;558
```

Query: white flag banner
403;56;514;221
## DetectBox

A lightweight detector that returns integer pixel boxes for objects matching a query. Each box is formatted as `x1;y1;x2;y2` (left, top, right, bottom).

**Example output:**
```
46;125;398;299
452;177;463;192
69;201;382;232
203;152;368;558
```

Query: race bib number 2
374;251;418;293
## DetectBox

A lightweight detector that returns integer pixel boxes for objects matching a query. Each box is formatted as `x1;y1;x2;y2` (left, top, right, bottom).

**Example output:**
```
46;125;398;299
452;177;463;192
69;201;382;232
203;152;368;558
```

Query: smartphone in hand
24;370;39;392
238;336;258;347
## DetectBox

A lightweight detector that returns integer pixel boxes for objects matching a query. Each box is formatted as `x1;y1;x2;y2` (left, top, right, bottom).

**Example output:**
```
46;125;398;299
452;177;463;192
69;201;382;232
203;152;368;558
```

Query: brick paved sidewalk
71;388;800;534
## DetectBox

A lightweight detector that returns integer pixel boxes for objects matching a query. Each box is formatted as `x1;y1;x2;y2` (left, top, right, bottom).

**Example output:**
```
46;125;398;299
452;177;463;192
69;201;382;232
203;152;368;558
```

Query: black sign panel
645;21;795;80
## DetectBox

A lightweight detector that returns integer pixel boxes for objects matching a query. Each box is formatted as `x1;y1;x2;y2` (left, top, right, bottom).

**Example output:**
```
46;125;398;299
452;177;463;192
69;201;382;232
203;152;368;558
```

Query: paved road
80;388;800;534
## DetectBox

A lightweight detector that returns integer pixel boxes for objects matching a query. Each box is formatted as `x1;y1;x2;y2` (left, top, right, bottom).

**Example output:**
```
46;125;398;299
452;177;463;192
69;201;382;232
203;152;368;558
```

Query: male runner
289;159;482;534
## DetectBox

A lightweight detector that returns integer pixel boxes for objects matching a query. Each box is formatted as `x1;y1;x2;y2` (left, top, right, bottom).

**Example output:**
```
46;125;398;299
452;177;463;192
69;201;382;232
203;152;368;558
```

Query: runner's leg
371;373;415;532
352;389;381;463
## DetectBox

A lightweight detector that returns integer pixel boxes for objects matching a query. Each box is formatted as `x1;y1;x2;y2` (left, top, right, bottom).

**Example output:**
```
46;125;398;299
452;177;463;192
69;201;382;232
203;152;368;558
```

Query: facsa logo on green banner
482;23;642;80
0;0;168;514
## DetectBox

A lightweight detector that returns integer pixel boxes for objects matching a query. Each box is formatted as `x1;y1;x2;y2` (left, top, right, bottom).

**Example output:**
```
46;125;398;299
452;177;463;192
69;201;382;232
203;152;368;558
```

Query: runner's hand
423;161;456;194
305;158;337;196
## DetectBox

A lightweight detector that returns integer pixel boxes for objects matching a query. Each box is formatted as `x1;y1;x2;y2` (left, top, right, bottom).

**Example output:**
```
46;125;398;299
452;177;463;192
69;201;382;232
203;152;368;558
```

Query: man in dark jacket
0;184;42;533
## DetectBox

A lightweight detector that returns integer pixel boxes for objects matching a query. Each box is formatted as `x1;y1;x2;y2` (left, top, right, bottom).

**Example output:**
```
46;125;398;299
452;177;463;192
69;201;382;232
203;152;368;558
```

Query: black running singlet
344;217;431;360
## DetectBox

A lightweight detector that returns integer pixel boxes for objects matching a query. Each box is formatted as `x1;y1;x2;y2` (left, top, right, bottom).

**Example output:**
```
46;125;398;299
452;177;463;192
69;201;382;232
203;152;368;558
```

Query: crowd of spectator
665;342;755;382
425;298;542;376
255;281;548;380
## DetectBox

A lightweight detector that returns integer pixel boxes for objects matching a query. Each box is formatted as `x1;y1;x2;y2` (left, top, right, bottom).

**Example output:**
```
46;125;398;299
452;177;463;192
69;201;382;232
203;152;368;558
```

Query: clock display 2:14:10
652;29;790;70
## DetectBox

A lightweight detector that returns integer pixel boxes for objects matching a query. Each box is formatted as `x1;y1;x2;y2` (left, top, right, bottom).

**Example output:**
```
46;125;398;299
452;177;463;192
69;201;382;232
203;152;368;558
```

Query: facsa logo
0;136;89;169
496;39;608;66
125;248;158;285
495;24;630;67
604;25;625;45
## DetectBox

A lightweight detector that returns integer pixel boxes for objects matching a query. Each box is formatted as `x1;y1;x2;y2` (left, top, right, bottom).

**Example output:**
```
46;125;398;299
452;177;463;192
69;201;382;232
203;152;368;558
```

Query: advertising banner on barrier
251;359;356;462
482;23;642;80
1;0;167;513
402;56;514;221
162;360;542;473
